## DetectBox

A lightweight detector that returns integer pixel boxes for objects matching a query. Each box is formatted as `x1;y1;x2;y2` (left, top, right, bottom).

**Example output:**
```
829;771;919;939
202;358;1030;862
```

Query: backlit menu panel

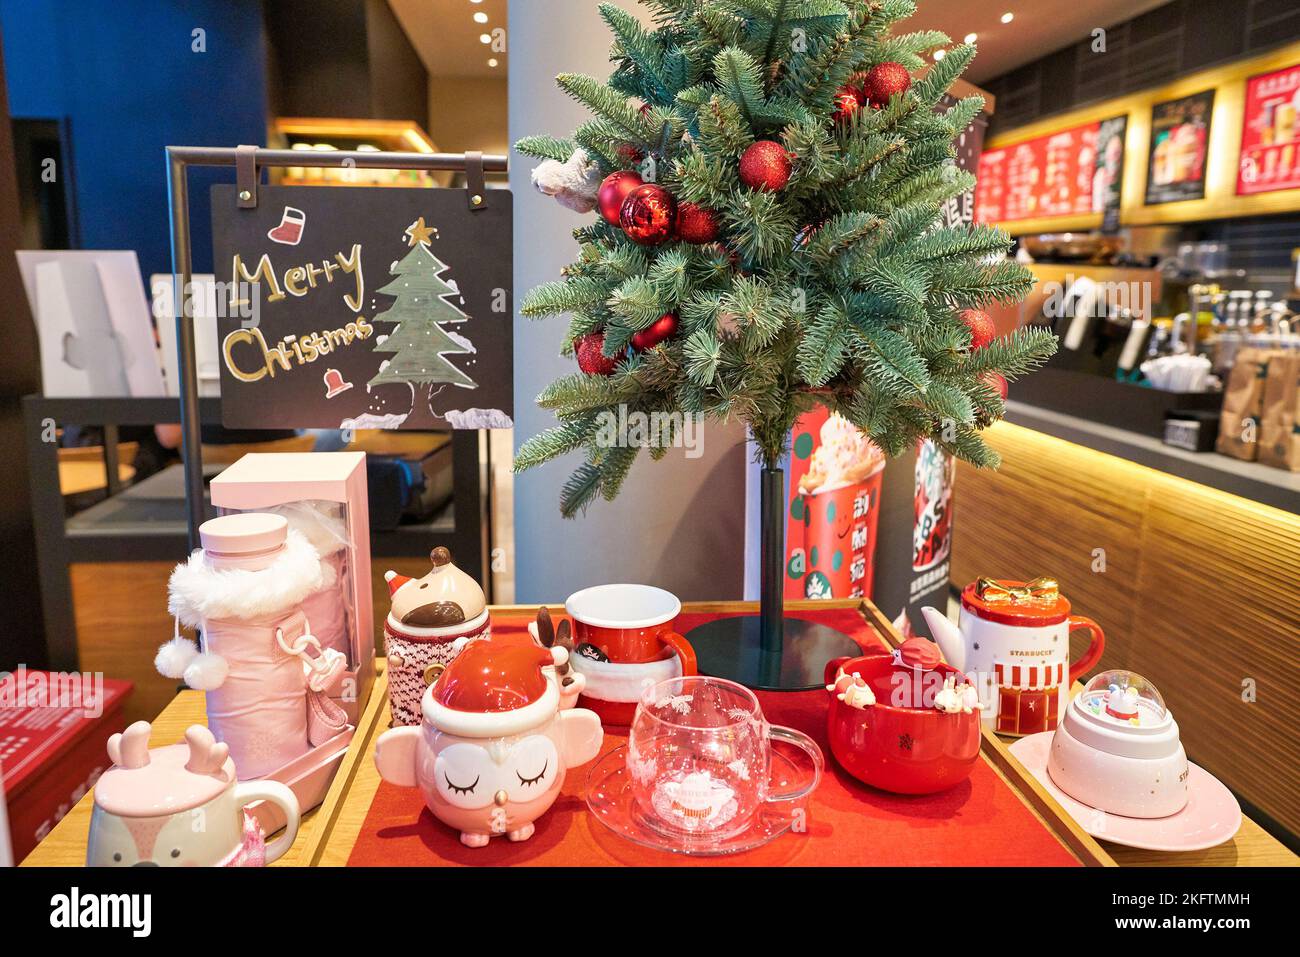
975;122;1100;224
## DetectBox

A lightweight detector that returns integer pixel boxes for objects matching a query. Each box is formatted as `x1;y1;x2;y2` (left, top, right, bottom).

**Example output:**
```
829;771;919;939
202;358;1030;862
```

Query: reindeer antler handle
107;720;153;770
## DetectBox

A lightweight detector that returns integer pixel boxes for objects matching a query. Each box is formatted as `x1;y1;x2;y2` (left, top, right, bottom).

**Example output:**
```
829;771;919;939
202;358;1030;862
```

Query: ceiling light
964;32;977;44
933;49;946;61
473;11;488;23
479;33;491;44
488;58;499;67
1001;12;1014;23
469;0;483;4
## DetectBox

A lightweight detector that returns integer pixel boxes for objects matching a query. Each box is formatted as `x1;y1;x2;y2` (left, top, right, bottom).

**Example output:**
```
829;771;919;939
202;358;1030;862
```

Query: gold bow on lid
976;577;1059;604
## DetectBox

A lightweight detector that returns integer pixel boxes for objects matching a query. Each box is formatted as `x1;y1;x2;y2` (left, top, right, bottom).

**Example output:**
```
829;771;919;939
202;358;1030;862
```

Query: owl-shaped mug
87;722;300;867
374;637;602;847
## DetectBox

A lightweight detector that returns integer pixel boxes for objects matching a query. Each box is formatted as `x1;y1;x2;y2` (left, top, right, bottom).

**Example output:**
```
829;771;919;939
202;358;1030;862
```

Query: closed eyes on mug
444;772;479;795
516;760;548;788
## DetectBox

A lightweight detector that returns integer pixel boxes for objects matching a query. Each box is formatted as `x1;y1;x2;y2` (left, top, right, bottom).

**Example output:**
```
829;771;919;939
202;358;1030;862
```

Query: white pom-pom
183;653;229;691
155;637;199;679
550;646;569;669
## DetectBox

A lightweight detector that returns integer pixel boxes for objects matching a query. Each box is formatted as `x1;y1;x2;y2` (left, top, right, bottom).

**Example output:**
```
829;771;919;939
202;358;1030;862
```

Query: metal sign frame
165;145;509;547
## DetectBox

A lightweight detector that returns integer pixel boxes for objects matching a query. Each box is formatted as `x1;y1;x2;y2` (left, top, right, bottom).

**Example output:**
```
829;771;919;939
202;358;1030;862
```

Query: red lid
432;640;554;713
961;578;1070;626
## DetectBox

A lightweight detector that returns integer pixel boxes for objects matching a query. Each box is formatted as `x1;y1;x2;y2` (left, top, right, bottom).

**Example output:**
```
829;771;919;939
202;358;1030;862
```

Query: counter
952;409;1300;844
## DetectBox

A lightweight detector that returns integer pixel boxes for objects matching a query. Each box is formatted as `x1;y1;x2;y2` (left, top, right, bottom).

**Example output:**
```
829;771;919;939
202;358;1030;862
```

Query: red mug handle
661;631;697;676
824;656;852;689
1067;615;1105;685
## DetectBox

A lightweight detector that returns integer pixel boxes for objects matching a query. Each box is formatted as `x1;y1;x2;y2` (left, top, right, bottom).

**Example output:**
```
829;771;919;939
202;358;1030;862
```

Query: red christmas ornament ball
619;183;677;245
616;143;644;164
863;62;911;107
576;332;619;376
598;171;643;225
984;372;1008;400
739;140;792;191
631;313;680;351
675;202;721;244
831;86;863;124
959;309;996;350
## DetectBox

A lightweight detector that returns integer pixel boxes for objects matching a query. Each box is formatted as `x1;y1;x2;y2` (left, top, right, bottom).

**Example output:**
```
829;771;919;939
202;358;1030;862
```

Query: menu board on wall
1094;115;1128;234
974;121;1099;223
210;184;514;431
1145;90;1214;204
1237;63;1300;195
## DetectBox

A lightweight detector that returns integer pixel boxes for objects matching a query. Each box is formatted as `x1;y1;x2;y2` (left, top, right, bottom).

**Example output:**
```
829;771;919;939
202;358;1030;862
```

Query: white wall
508;0;748;603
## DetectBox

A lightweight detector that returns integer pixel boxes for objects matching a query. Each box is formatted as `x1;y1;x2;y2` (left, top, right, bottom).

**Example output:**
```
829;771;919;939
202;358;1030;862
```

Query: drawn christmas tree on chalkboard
369;217;477;394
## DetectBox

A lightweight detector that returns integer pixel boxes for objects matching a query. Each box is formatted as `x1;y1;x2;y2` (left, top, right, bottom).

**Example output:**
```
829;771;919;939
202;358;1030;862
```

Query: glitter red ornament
619;183;677;245
831;86;863;124
631;312;680;351
738;140;792;191
576;332;619;376
675;202;721;244
984;372;1008;400
862;62;911;108
959;309;996;350
597;170;642;225
616;143;644;164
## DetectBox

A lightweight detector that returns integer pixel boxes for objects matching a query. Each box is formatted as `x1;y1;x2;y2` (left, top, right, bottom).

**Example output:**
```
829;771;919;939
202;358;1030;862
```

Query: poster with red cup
787;408;887;600
913;438;956;572
1237;63;1300;196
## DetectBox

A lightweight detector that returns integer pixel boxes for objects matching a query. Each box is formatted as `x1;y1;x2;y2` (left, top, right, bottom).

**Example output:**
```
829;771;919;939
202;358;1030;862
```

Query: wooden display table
21;602;1297;867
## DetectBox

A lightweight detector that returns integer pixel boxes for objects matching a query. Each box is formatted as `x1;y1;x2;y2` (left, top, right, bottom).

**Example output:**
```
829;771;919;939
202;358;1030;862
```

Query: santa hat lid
384;570;413;597
422;639;562;737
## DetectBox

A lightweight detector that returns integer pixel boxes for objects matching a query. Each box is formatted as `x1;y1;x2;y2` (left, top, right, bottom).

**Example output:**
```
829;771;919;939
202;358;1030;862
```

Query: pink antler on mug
107;720;153;770
184;725;231;776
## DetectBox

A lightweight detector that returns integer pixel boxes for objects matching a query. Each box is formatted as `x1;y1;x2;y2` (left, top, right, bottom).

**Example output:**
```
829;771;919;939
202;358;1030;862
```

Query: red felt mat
347;609;1080;867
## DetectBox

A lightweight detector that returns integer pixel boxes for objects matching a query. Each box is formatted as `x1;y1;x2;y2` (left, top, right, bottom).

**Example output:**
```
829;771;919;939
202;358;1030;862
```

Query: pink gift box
209;452;376;821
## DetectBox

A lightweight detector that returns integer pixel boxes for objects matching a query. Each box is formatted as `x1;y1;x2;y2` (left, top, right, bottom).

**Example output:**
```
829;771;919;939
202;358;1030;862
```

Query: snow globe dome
1079;670;1168;728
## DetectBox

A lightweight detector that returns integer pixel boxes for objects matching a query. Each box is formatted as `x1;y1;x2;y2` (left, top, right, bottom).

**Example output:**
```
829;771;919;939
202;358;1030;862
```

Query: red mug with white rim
564;584;697;726
565;584;697;668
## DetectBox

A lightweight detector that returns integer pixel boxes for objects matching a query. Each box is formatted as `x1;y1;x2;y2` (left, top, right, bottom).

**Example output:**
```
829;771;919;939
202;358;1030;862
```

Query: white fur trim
167;528;323;627
569;653;682;704
155;636;199;679
184;652;229;690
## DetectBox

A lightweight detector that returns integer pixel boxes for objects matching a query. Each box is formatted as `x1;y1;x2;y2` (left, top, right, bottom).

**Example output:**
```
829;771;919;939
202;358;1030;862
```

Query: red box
0;669;132;862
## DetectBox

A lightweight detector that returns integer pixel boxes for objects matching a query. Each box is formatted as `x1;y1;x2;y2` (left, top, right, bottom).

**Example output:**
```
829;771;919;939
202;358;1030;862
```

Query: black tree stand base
688;614;862;690
686;465;862;691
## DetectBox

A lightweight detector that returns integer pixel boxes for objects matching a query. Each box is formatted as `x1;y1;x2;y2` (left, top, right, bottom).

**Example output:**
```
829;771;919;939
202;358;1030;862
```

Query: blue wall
1;0;268;278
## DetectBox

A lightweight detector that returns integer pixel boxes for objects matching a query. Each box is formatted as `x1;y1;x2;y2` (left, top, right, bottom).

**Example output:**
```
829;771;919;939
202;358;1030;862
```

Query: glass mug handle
763;725;824;804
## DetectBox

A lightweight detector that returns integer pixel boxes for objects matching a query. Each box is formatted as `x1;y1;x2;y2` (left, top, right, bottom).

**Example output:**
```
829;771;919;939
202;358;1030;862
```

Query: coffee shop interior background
0;0;1298;862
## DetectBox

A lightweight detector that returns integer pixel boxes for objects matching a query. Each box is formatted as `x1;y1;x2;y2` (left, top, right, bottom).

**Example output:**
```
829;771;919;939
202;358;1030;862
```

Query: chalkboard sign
210;184;513;430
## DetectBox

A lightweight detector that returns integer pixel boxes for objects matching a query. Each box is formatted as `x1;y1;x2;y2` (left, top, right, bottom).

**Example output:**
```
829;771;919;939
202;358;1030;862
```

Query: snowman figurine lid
385;547;486;628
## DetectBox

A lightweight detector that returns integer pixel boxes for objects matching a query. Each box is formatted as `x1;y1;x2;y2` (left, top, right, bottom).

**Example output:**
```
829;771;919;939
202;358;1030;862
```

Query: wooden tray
303;599;1115;867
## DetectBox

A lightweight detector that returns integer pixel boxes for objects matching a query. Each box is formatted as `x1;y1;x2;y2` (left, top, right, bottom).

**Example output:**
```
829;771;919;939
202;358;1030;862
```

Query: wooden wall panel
953;421;1300;839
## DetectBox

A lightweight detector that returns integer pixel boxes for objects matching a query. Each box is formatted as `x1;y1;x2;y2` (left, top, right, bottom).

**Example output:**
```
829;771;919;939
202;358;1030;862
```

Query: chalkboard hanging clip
465;151;487;211
236;145;260;209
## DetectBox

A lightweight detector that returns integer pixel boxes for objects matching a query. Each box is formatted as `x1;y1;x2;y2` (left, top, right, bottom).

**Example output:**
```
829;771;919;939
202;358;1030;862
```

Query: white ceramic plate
1009;732;1242;852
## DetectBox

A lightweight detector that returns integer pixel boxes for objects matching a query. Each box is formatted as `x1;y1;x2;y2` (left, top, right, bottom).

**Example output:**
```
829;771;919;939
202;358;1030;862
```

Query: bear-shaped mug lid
385;547;486;629
94;722;235;818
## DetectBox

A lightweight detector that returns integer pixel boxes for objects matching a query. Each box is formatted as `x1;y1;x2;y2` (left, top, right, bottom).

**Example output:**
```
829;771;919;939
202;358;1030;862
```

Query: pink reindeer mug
87;722;300;867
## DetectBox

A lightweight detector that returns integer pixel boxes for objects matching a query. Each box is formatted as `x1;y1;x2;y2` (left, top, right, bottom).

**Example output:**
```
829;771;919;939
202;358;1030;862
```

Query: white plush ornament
531;149;603;213
155;633;229;690
155;635;198;679
184;653;229;691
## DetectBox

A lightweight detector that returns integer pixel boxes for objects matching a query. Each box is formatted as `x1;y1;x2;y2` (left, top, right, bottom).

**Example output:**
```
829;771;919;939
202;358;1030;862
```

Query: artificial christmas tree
515;0;1056;686
369;219;477;423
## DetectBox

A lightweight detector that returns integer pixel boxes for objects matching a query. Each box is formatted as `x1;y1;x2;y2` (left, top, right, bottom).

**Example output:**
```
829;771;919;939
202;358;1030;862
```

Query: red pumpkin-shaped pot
824;650;981;795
